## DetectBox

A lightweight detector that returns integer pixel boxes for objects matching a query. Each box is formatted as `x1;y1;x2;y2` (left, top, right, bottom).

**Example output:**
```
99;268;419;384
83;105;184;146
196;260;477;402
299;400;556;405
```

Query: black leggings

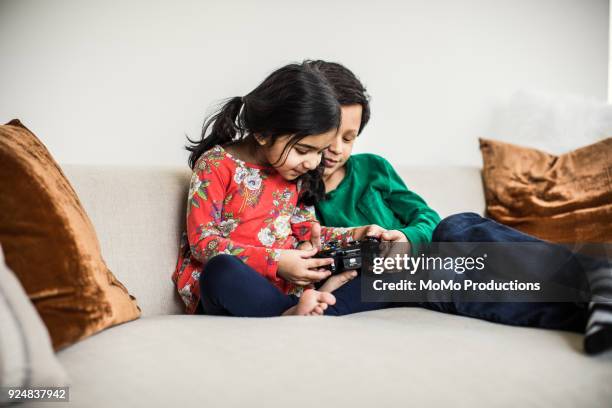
198;253;398;316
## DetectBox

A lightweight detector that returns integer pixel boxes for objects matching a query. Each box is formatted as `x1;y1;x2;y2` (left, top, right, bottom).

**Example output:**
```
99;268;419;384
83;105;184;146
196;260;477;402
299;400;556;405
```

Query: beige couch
27;164;612;408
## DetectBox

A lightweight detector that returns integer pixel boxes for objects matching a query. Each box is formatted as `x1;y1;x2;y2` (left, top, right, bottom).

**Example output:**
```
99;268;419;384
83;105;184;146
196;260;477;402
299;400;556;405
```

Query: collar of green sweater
325;156;354;199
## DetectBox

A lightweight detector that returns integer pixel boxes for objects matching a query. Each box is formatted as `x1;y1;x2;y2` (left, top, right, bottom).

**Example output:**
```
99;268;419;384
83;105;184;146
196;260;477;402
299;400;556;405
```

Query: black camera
313;236;381;275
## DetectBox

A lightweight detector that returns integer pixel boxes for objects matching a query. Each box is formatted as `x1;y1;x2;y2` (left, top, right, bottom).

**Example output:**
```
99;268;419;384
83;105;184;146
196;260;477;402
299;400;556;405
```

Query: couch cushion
28;308;612;408
0;120;141;351
395;165;485;218
480;138;612;243
62;165;191;317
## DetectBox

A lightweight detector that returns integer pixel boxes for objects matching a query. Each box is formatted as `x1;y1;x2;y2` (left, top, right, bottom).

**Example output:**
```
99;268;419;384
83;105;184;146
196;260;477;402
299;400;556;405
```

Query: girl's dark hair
186;62;342;205
304;60;370;134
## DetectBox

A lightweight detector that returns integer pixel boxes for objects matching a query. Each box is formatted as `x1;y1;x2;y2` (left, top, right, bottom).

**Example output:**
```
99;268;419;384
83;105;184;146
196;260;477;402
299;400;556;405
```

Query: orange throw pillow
0;119;141;351
479;137;612;243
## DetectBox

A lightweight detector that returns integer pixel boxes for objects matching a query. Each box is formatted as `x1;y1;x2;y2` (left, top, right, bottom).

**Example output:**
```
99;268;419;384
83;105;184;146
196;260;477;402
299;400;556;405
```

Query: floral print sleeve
290;202;355;245
186;150;280;280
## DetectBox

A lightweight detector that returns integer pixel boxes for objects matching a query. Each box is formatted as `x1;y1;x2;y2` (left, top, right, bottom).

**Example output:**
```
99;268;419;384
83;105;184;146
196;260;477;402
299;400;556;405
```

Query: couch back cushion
62;165;191;316
63;163;483;316
395;166;485;218
480;137;612;243
0;120;141;350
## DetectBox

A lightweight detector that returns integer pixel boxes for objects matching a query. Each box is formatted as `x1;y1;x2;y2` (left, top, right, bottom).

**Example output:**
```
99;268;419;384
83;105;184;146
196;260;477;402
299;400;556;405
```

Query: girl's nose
303;156;319;170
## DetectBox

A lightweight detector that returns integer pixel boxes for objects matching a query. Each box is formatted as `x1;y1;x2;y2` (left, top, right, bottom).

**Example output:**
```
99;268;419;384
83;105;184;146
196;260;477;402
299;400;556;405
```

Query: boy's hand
318;270;358;293
354;224;387;240
380;230;409;242
379;230;412;260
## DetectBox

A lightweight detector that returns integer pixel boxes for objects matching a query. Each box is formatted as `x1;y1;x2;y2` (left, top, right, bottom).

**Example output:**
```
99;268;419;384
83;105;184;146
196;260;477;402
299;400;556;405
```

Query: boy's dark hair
186;62;342;205
304;60;370;134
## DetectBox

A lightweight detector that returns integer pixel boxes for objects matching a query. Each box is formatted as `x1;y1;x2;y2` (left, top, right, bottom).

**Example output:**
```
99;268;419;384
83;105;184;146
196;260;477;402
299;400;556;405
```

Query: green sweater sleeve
379;157;441;253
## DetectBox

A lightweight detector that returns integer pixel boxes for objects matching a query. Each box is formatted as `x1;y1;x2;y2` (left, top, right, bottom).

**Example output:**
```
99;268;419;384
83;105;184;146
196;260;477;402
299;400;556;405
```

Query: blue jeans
427;212;601;332
198;213;603;333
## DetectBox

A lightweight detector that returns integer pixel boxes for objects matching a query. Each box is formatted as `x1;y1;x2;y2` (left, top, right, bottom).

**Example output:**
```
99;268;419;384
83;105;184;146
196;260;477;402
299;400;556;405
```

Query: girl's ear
253;133;268;146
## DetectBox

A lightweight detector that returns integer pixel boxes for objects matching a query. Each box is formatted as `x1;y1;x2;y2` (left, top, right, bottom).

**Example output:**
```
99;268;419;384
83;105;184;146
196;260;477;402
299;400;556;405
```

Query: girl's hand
296;222;323;251
277;247;333;286
296;241;314;251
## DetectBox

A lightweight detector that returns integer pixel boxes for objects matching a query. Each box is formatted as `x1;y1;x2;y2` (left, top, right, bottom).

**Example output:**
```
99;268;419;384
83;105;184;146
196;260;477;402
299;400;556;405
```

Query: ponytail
186;96;244;169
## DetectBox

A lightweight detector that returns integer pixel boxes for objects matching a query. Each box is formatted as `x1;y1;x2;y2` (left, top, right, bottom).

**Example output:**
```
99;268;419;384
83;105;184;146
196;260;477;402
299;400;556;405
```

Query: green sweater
315;154;441;254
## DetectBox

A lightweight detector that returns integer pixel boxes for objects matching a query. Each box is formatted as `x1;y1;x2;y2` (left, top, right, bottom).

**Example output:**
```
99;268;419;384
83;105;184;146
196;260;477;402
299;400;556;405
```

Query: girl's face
322;104;362;178
261;129;337;181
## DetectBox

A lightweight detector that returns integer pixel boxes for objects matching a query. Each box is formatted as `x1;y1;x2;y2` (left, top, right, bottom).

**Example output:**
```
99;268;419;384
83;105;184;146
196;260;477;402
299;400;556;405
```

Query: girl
172;62;382;317
306;60;612;354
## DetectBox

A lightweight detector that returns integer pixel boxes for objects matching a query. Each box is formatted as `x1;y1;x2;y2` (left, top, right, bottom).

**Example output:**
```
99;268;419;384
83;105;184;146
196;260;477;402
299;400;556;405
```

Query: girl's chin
280;170;301;181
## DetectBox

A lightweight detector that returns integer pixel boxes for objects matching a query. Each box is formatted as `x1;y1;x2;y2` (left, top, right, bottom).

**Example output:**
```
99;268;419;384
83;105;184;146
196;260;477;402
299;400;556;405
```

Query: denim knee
199;254;241;296
432;212;482;241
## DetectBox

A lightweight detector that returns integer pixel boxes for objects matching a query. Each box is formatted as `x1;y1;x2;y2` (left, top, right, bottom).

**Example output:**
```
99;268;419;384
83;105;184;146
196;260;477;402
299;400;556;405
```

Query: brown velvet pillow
480;137;612;243
0;119;141;351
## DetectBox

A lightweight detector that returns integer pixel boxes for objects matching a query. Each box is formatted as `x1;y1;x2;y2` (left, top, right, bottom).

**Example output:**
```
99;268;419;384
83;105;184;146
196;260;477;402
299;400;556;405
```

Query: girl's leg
198;254;299;317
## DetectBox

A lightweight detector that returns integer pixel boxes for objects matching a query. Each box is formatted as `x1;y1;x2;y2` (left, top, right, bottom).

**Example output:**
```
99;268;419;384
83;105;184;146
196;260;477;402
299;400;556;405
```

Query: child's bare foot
318;270;358;293
282;289;336;316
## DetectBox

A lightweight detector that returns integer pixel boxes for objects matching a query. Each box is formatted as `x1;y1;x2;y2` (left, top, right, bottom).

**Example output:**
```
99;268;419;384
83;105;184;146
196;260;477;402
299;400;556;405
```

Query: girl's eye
295;149;308;155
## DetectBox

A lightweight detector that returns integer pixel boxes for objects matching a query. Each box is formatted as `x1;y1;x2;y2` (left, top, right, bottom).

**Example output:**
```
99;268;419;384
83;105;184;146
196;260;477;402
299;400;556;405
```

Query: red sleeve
186;155;280;281
290;202;356;245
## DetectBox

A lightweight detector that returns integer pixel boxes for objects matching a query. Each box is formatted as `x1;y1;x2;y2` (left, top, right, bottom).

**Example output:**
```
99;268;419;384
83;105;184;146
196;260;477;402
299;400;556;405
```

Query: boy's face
322;104;362;178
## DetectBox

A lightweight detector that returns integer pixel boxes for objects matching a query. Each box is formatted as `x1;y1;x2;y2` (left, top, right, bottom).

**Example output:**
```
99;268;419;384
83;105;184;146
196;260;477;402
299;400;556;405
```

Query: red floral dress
172;145;355;314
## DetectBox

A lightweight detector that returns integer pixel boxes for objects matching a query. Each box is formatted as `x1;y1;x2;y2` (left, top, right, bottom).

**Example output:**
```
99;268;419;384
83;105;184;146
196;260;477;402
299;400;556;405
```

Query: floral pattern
218;219;239;237
255;188;299;246
233;159;266;211
257;227;276;247
187;174;211;216
172;145;356;314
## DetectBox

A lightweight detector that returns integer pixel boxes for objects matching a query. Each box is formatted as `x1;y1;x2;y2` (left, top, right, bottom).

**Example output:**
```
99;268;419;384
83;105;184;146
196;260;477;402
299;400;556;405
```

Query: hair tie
237;97;246;123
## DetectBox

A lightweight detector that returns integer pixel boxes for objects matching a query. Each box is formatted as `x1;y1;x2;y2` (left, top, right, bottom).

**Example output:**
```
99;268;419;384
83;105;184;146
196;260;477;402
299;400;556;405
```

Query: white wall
609;0;612;103
0;0;608;167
